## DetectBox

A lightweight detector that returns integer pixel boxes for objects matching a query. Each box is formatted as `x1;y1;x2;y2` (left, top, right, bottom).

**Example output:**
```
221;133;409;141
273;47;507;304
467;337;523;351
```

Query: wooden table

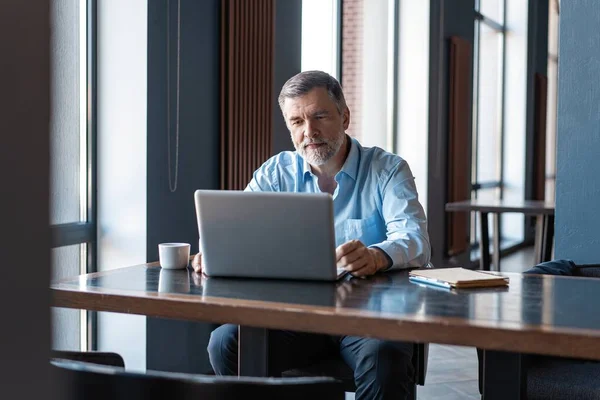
445;199;555;271
51;262;600;399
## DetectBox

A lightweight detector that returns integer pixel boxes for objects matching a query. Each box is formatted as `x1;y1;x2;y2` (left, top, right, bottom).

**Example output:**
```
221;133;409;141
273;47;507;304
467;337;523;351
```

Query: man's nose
305;120;319;138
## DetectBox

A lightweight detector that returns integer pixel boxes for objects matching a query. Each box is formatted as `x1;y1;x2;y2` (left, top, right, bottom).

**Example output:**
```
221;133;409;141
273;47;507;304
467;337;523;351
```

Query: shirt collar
301;135;360;181
302;157;312;180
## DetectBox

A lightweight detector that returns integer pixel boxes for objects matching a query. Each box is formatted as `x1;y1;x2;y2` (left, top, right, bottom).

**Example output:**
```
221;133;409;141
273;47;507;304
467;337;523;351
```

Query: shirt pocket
341;212;382;246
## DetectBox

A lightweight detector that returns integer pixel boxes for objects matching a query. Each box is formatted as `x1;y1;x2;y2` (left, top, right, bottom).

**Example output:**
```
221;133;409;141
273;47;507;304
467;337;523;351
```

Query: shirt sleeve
244;158;279;192
369;160;431;270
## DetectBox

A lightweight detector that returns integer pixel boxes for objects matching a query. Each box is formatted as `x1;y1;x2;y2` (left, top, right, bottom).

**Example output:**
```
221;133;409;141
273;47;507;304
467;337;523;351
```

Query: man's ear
342;107;350;131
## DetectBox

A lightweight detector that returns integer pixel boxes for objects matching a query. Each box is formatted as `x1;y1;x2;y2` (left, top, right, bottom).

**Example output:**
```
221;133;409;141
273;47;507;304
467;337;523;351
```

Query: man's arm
369;161;431;270
244;162;279;192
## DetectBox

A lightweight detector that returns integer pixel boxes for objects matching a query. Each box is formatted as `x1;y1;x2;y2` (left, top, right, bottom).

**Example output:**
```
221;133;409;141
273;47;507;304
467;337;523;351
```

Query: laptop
194;190;348;281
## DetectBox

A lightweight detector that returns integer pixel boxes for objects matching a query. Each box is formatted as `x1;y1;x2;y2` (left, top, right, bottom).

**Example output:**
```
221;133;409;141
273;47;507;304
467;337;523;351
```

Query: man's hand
191;252;203;274
336;240;390;277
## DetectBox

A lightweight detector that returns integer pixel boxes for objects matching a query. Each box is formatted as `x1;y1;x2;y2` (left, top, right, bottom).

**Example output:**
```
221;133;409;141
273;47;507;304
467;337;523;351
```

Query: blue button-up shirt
245;136;431;270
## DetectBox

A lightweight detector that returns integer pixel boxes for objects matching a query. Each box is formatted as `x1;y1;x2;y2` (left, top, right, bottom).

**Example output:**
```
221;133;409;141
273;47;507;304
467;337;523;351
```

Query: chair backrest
51;359;345;400
51;350;125;368
574;264;600;278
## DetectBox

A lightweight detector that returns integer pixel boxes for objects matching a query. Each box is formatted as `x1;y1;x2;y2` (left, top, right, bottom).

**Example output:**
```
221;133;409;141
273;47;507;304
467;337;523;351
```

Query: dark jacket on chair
524;258;600;278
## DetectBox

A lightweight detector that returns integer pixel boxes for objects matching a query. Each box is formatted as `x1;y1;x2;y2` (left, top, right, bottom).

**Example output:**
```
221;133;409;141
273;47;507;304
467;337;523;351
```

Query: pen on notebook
409;276;452;289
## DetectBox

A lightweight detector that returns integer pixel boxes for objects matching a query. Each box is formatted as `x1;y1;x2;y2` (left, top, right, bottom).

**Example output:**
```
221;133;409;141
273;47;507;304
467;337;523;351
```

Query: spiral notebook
409;267;509;289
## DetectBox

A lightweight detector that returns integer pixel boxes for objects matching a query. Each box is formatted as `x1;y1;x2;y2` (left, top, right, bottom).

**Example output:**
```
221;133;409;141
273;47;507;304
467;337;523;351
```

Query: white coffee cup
158;242;190;269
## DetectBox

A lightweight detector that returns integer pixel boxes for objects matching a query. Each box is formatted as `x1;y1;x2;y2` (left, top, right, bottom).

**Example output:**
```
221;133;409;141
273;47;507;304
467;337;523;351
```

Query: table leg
480;212;491;271
492;213;500;271
534;215;544;264
238;326;268;377
482;350;526;400
541;215;555;262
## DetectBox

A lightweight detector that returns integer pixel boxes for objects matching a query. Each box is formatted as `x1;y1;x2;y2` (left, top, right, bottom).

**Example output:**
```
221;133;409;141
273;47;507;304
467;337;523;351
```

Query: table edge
51;284;600;361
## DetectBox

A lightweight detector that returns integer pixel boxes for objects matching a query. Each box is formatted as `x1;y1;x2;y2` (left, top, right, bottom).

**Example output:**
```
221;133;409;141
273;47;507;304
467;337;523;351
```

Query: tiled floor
414;344;481;400
346;246;535;400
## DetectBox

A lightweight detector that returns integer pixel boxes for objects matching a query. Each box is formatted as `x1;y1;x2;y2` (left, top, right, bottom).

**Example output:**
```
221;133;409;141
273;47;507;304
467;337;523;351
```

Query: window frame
50;0;97;351
470;0;508;252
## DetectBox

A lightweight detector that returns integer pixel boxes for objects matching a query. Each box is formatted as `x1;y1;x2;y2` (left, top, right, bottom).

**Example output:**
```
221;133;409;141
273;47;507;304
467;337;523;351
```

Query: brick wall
341;0;364;142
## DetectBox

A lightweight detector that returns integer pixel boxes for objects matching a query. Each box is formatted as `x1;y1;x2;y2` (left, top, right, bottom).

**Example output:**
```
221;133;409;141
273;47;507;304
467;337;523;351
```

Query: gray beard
296;133;345;166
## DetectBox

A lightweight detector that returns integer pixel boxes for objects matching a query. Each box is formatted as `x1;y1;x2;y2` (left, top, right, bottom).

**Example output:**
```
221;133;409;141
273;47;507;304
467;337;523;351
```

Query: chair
526;263;600;399
281;342;429;399
574;264;600;278
477;262;600;399
51;349;125;368
526;356;600;399
51;352;346;400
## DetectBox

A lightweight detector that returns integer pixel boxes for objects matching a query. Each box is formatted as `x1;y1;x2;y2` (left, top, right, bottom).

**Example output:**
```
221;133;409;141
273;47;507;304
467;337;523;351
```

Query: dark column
146;0;221;374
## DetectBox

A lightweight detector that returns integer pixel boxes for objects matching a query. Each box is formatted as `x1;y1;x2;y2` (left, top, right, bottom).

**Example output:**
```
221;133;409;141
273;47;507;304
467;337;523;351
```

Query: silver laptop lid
195;190;341;281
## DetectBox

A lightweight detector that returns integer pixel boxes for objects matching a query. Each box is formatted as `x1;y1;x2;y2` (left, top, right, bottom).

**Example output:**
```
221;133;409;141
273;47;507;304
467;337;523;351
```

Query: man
193;70;431;399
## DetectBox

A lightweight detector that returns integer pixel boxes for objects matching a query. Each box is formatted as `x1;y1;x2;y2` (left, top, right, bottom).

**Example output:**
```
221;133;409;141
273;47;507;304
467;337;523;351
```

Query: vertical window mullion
471;18;481;251
497;0;507;243
86;0;98;351
78;0;88;352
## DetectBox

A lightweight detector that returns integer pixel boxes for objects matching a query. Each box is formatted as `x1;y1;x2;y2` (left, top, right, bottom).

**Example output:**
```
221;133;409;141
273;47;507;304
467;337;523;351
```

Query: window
301;0;397;152
50;0;96;351
301;0;340;79
471;0;508;254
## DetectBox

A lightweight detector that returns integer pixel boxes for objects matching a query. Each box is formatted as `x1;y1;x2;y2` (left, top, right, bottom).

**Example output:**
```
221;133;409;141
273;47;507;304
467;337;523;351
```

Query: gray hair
278;70;347;115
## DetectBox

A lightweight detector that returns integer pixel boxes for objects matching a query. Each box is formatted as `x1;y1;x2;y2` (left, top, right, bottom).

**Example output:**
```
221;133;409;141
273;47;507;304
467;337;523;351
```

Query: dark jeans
207;324;414;400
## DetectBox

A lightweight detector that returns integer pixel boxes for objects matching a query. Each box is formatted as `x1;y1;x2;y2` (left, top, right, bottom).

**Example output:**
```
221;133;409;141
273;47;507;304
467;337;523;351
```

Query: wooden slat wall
220;0;274;190
447;37;472;256
533;73;548;201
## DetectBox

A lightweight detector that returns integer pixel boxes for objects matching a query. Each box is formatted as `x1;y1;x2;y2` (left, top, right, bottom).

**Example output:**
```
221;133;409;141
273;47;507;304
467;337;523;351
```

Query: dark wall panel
146;0;221;374
523;0;549;241
0;0;52;397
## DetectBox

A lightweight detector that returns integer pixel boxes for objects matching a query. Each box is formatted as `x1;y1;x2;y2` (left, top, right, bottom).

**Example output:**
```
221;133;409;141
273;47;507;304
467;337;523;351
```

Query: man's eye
292;120;302;126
